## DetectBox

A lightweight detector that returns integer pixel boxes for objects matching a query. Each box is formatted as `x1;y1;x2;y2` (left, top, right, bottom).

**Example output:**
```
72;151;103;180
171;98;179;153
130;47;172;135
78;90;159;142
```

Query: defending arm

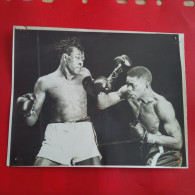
82;55;132;96
129;102;183;150
18;77;46;126
82;76;98;97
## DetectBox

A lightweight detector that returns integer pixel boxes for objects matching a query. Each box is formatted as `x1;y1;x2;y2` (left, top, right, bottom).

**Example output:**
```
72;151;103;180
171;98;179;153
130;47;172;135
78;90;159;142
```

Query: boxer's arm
24;77;46;126
147;101;183;150
81;68;97;97
97;85;127;110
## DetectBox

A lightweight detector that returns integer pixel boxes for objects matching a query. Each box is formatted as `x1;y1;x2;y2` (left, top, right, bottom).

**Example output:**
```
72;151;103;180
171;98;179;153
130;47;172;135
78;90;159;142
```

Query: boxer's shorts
37;122;101;165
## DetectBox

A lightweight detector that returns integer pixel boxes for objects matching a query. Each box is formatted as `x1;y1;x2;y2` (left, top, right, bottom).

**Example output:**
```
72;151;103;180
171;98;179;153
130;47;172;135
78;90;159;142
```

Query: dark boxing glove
82;76;97;97
129;122;148;142
129;122;157;144
16;93;36;117
106;54;132;90
82;76;109;96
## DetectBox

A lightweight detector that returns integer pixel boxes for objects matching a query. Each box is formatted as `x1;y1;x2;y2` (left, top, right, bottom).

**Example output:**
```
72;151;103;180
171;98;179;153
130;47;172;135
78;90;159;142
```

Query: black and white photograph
7;26;187;167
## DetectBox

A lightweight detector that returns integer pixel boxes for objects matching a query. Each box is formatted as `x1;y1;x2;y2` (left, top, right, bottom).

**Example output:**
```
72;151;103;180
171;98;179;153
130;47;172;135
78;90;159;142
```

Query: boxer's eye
128;83;134;88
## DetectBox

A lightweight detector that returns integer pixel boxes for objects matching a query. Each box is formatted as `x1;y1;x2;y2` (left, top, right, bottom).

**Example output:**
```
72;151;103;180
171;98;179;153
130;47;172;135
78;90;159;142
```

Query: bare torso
126;92;166;134
41;69;88;122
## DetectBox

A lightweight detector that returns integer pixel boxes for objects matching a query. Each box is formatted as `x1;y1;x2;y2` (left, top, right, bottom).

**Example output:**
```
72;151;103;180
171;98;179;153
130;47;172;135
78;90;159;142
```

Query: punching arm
83;54;132;96
97;85;127;110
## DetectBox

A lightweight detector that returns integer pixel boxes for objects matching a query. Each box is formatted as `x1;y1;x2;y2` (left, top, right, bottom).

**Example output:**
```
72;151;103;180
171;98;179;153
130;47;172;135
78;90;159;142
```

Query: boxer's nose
128;85;133;91
79;60;83;67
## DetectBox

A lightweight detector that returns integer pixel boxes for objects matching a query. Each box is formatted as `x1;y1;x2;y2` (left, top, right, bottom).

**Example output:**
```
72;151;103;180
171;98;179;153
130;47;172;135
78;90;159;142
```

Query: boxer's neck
139;88;154;103
58;63;75;81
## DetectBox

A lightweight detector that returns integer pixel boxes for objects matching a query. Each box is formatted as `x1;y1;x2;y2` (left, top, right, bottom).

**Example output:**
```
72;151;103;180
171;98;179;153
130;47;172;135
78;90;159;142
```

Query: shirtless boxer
17;38;101;166
97;66;183;167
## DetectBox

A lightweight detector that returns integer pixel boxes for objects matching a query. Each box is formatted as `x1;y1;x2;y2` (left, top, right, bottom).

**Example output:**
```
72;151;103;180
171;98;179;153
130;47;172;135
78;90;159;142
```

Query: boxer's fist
82;76;96;97
83;76;111;96
106;55;132;89
129;122;147;141
114;54;132;67
16;93;36;116
93;76;110;94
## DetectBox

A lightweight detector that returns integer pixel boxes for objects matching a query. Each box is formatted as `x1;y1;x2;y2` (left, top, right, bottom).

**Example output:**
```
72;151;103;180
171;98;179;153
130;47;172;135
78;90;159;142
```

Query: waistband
74;117;90;122
140;142;181;152
50;117;90;123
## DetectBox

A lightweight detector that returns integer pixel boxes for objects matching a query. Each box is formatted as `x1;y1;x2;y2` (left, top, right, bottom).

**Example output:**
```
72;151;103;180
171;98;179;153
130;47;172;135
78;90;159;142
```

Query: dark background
9;29;185;166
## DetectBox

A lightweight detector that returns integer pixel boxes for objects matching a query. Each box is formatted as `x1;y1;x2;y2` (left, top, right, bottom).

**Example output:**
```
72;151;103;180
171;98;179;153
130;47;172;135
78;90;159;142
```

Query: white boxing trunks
37;122;101;165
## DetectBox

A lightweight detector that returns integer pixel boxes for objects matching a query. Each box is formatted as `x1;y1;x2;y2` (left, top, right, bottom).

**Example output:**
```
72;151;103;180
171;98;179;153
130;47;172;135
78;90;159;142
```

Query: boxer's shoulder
153;92;167;103
153;93;174;118
35;73;54;91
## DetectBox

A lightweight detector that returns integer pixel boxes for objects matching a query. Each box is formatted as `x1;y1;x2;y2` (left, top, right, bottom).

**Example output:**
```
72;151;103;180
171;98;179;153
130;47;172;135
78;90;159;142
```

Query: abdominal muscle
127;98;160;134
46;80;88;122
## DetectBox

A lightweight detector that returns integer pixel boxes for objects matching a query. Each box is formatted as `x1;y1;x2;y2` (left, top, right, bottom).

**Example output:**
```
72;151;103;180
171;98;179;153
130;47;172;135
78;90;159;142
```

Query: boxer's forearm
97;92;122;110
24;110;39;126
146;133;183;150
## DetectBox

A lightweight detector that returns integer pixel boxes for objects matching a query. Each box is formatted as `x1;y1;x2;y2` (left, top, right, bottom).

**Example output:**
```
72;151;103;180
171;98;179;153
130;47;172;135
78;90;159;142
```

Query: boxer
17;38;101;166
97;66;183;167
17;37;132;166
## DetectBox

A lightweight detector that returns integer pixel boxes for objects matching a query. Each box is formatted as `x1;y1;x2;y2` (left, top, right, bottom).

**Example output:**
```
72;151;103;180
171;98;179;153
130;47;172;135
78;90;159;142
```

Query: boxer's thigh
75;156;101;165
34;157;60;166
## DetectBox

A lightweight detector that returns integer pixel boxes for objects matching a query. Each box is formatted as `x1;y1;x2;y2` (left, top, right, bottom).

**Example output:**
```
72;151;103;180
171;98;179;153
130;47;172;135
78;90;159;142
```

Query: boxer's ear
145;82;151;89
143;82;148;90
62;53;69;62
62;53;69;59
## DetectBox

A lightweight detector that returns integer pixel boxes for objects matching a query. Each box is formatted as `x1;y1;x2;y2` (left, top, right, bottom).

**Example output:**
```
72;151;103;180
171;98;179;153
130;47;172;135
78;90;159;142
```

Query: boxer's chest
46;78;86;103
137;101;160;133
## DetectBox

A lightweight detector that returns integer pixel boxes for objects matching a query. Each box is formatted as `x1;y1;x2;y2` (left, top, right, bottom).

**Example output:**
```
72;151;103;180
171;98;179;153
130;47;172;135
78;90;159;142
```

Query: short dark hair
56;37;84;58
127;66;152;85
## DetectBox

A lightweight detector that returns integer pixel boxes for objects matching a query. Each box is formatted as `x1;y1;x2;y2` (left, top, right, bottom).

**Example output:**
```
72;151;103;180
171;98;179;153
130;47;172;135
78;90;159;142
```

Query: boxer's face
126;76;147;99
65;47;84;75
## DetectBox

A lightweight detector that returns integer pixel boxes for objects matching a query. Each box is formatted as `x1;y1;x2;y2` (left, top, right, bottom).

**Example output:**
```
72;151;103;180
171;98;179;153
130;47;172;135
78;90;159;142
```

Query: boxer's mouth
129;94;136;99
75;67;81;71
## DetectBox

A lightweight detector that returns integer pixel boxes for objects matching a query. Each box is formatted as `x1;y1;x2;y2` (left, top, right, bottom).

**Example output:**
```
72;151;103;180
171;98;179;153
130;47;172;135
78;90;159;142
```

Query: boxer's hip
140;143;182;167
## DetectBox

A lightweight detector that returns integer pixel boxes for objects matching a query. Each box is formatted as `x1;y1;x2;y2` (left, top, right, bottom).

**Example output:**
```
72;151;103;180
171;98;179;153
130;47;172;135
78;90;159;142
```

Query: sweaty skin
25;48;90;126
20;47;101;166
97;79;183;150
36;69;88;123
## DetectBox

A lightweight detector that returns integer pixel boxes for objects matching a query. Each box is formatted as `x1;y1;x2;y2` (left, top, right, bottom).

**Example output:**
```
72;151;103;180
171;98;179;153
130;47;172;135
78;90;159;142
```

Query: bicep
163;119;182;138
156;101;182;137
33;79;46;114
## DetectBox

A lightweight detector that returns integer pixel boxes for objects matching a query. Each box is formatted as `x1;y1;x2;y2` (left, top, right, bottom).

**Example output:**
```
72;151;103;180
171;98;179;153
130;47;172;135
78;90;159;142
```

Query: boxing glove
16;93;36;117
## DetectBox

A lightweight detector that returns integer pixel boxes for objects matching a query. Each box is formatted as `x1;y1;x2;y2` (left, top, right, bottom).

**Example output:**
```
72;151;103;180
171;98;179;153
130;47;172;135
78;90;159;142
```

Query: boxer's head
56;37;85;75
56;37;84;58
126;66;152;99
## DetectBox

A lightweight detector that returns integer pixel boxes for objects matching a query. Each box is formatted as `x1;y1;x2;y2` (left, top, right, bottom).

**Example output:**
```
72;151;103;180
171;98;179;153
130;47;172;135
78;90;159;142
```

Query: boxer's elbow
97;93;108;110
172;143;182;150
97;99;109;110
175;139;183;150
97;93;119;110
25;113;38;126
172;136;183;150
97;103;108;110
26;119;37;127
